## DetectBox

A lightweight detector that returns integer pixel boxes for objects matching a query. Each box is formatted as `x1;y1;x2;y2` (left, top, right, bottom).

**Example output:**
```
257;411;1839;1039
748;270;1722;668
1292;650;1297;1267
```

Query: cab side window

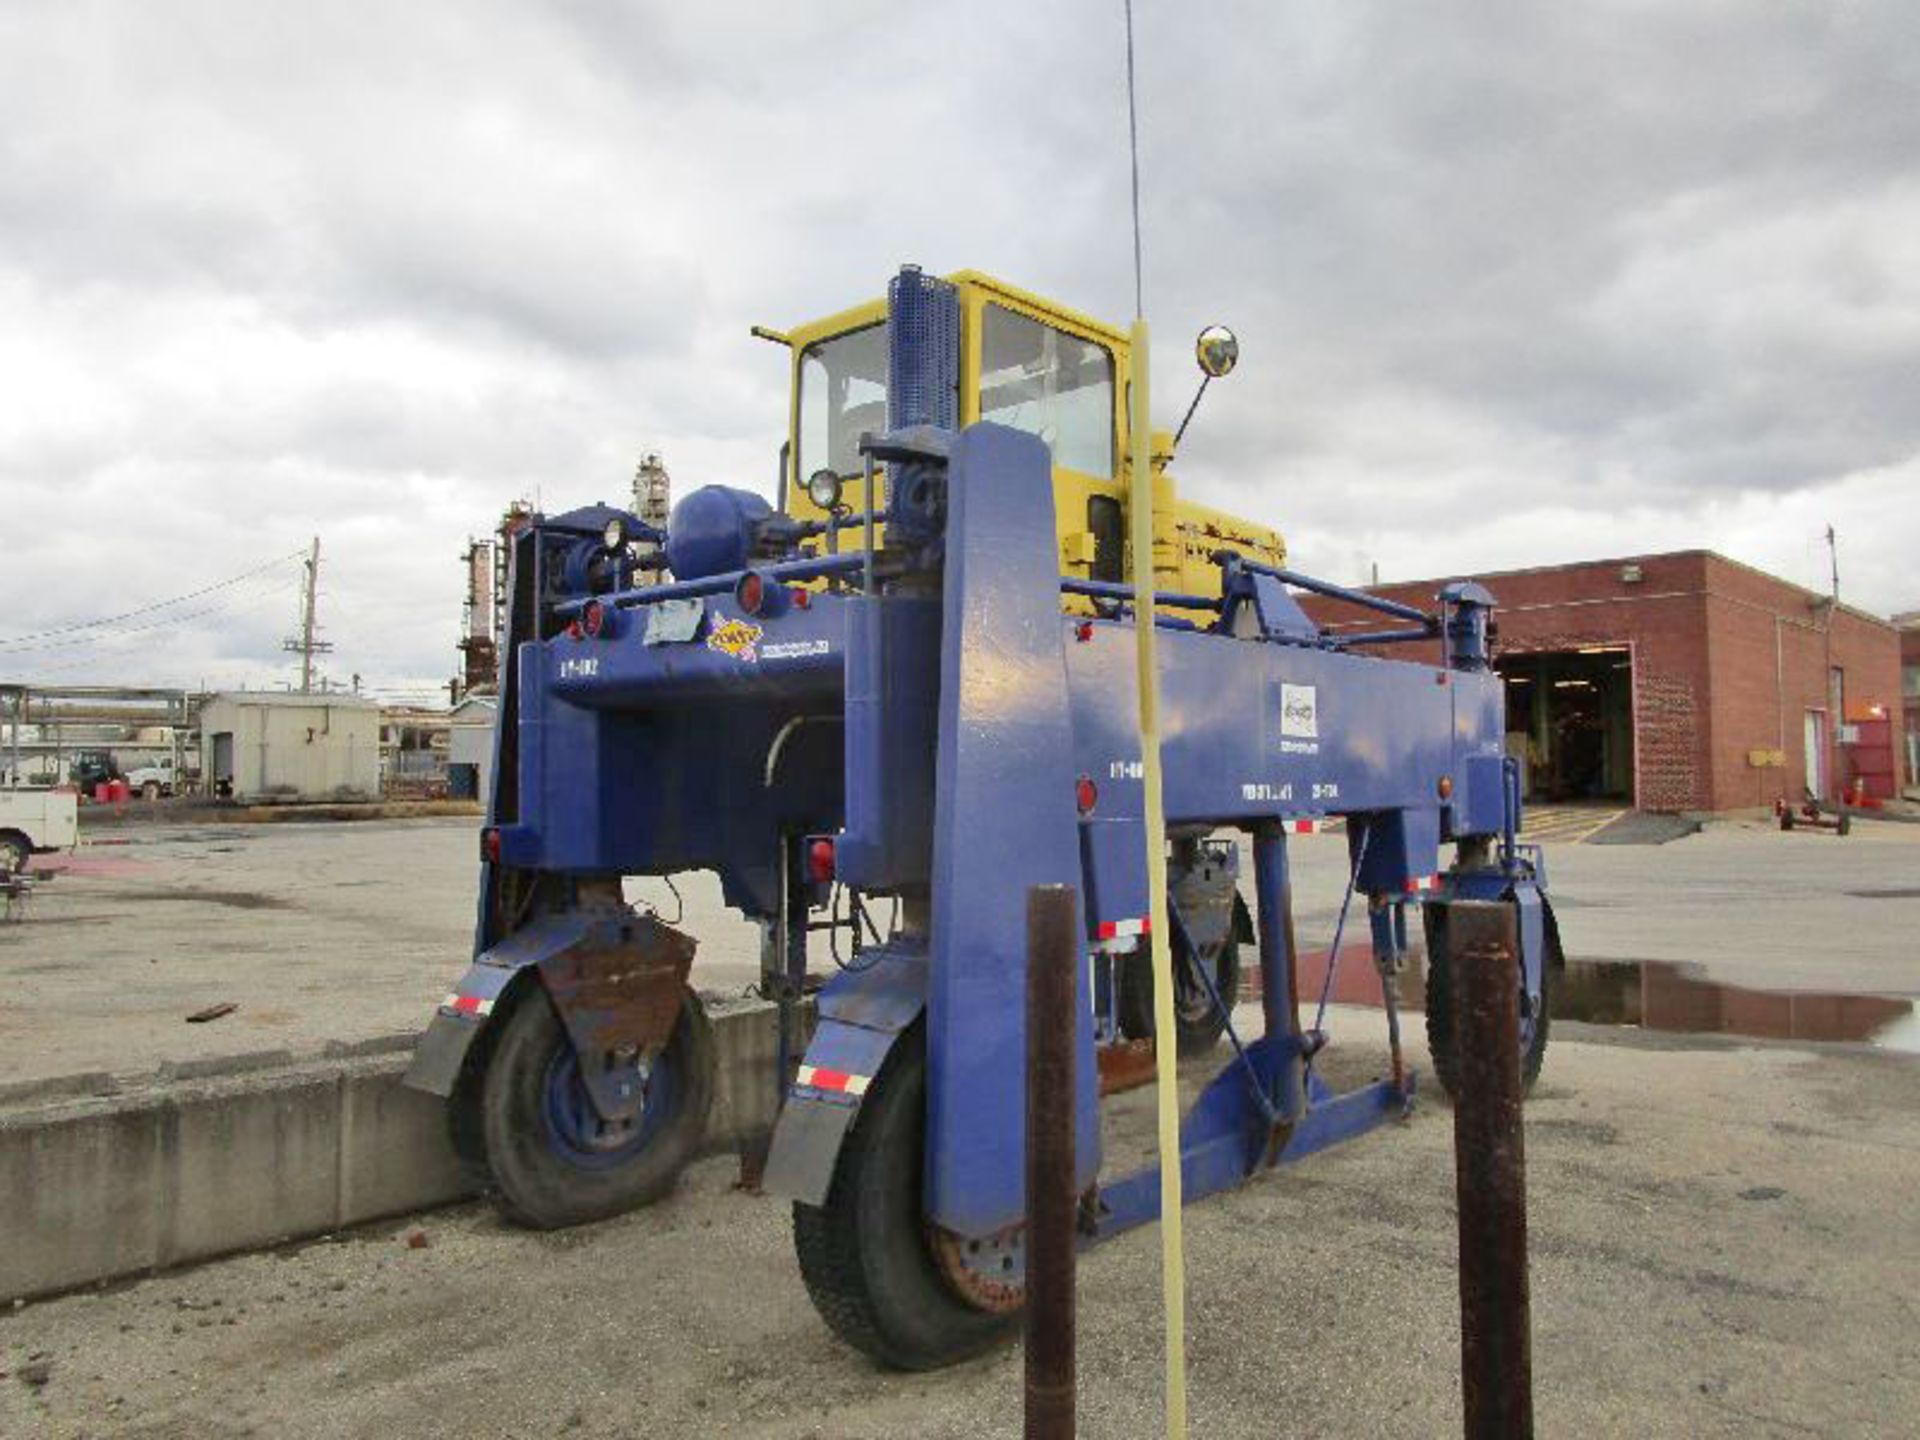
979;306;1115;477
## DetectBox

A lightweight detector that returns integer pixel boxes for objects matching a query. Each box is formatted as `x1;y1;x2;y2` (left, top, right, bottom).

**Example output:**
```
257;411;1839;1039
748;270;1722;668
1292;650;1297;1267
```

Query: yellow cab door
954;275;1132;610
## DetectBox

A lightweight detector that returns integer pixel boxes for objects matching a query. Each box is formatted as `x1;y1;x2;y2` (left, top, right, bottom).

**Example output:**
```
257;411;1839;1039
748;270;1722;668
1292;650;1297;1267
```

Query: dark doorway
1496;647;1635;803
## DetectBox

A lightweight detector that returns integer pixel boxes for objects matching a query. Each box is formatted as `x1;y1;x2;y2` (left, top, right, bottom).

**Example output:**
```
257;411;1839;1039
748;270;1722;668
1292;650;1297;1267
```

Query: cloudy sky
2;1;1915;699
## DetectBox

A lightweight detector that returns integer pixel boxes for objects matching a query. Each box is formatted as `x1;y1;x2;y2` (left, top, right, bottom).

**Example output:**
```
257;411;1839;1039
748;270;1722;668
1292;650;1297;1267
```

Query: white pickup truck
0;787;79;873
123;756;179;799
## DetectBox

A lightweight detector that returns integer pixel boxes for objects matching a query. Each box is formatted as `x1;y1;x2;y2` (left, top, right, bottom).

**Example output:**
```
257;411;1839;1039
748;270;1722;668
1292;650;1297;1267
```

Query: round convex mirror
1195;325;1239;378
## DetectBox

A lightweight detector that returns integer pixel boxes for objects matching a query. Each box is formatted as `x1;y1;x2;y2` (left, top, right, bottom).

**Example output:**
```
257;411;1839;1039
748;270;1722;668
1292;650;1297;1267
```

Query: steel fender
1441;869;1552;1008
762;947;927;1207
403;907;651;1098
401;956;526;1097
1512;883;1546;1011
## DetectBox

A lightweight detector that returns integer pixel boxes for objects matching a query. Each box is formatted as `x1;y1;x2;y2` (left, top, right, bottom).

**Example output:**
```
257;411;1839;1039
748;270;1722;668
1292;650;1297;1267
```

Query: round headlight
806;469;844;511
602;516;628;551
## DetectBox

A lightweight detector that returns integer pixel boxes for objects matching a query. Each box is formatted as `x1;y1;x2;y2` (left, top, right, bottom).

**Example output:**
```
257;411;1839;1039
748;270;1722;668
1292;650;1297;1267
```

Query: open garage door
1497;647;1635;804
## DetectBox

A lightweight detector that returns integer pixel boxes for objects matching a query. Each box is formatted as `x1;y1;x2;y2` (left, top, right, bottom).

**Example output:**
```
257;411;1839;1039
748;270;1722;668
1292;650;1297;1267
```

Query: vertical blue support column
926;423;1100;1237
1367;900;1410;966
1251;824;1305;1123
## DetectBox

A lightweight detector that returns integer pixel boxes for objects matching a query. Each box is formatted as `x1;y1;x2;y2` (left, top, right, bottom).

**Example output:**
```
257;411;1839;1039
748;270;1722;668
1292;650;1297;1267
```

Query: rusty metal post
1026;884;1078;1440
1449;900;1534;1438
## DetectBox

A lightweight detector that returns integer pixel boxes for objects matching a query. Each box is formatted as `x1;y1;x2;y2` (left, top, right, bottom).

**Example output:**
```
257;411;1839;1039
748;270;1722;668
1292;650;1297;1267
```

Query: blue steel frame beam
559;551;868;616
1226;557;1435;627
1059;578;1224;613
1335;625;1441;647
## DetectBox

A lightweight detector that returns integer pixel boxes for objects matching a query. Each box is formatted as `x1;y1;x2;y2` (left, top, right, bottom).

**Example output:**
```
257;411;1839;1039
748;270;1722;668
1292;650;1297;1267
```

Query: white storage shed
448;694;498;802
199;692;381;802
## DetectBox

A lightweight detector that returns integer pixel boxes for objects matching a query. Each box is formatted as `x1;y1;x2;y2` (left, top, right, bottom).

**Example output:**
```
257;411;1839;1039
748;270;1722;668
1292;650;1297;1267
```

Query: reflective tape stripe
443;993;494;1018
1404;875;1441;894
1287;819;1325;834
1094;916;1152;941
795;1065;870;1096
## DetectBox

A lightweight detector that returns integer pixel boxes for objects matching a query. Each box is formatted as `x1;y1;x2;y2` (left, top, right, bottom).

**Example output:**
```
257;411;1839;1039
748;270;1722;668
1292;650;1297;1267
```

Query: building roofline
202;691;381;709
1352;548;1895;631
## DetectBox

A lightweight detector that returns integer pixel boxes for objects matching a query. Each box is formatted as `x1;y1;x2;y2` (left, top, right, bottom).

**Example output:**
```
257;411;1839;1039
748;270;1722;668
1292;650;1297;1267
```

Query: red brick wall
1698;555;1904;807
1902;629;1920;782
1300;550;1904;812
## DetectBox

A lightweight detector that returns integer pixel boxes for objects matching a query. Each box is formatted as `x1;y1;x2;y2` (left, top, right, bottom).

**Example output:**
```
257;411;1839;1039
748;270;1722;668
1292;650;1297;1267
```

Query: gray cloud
1;0;1915;698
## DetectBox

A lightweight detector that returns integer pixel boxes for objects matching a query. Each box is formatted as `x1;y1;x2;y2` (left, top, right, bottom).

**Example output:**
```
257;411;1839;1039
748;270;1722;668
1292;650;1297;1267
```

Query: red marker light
1075;621;1094;643
583;600;606;638
791;587;811;609
1075;775;1098;815
566;619;584;641
807;837;836;883
737;571;765;616
482;828;501;864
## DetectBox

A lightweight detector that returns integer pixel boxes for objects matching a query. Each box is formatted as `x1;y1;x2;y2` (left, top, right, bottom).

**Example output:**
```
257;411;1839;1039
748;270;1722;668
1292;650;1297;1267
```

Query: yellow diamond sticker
706;617;764;662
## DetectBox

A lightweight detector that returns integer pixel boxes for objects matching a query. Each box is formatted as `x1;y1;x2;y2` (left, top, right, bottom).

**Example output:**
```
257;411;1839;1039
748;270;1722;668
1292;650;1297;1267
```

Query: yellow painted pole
1128;318;1189;1439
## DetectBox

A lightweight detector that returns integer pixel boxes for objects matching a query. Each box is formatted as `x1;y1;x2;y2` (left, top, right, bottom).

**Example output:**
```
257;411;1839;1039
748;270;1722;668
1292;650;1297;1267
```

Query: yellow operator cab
764;270;1285;604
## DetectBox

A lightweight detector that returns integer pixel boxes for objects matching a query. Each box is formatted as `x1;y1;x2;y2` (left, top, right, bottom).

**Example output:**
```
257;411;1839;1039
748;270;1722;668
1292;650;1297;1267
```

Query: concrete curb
1;996;786;1304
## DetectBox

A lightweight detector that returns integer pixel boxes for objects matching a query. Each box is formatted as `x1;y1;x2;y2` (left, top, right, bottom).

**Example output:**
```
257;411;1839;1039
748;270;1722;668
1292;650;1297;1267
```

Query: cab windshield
799;323;889;481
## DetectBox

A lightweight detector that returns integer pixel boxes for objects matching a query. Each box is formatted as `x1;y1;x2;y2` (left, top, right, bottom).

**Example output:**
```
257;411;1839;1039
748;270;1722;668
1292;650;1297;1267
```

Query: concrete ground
3;1017;1916;1438
0;820;761;1088
5;814;1918;1088
4;816;1917;1434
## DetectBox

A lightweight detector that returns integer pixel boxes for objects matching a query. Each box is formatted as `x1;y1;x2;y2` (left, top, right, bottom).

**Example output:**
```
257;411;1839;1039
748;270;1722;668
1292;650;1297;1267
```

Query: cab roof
782;270;1131;351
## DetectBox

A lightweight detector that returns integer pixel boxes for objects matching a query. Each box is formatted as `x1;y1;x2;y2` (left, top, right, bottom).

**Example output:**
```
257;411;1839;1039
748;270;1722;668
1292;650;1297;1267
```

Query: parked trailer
1776;795;1852;836
405;266;1558;1370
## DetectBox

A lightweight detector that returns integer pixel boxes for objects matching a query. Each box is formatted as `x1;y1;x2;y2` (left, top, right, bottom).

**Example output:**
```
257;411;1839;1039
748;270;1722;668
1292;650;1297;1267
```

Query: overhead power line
6;582;307;678
0;548;309;650
0;572;301;656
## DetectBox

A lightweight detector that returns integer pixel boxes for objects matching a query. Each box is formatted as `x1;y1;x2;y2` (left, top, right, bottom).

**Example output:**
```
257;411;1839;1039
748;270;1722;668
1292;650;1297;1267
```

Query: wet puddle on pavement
1271;949;1918;1052
1554;959;1918;1052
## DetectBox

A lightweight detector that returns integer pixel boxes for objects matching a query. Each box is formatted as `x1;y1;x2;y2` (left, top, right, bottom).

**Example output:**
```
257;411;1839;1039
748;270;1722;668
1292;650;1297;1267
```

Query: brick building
1304;550;1905;814
1899;614;1920;786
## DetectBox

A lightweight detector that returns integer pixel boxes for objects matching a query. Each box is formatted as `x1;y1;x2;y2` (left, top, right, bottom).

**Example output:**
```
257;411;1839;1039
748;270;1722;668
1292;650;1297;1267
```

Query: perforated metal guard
887;265;960;431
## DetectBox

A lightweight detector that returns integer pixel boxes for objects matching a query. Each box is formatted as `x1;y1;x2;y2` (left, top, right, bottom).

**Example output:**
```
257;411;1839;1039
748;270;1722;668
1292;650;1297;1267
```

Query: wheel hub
542;1046;667;1164
929;1223;1026;1314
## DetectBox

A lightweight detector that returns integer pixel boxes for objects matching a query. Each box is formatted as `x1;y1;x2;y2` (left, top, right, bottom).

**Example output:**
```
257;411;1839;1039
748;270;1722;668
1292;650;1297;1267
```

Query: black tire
0;831;28;876
1117;895;1246;1056
792;1028;1018;1370
1422;900;1555;1102
477;985;713;1229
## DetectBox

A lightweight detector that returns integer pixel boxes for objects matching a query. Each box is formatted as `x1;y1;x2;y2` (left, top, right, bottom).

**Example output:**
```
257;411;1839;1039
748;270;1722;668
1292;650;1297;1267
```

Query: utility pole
1825;524;1839;604
282;536;333;692
301;536;320;691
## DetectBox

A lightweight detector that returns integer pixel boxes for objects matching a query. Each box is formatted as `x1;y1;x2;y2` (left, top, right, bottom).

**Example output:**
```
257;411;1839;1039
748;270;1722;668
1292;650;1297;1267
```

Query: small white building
199;692;381;802
448;694;498;802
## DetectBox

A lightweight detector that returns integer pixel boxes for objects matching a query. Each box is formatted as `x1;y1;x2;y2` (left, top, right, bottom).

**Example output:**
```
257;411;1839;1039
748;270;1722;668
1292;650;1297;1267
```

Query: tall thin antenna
1824;523;1839;604
1121;8;1189;1440
1123;0;1145;319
